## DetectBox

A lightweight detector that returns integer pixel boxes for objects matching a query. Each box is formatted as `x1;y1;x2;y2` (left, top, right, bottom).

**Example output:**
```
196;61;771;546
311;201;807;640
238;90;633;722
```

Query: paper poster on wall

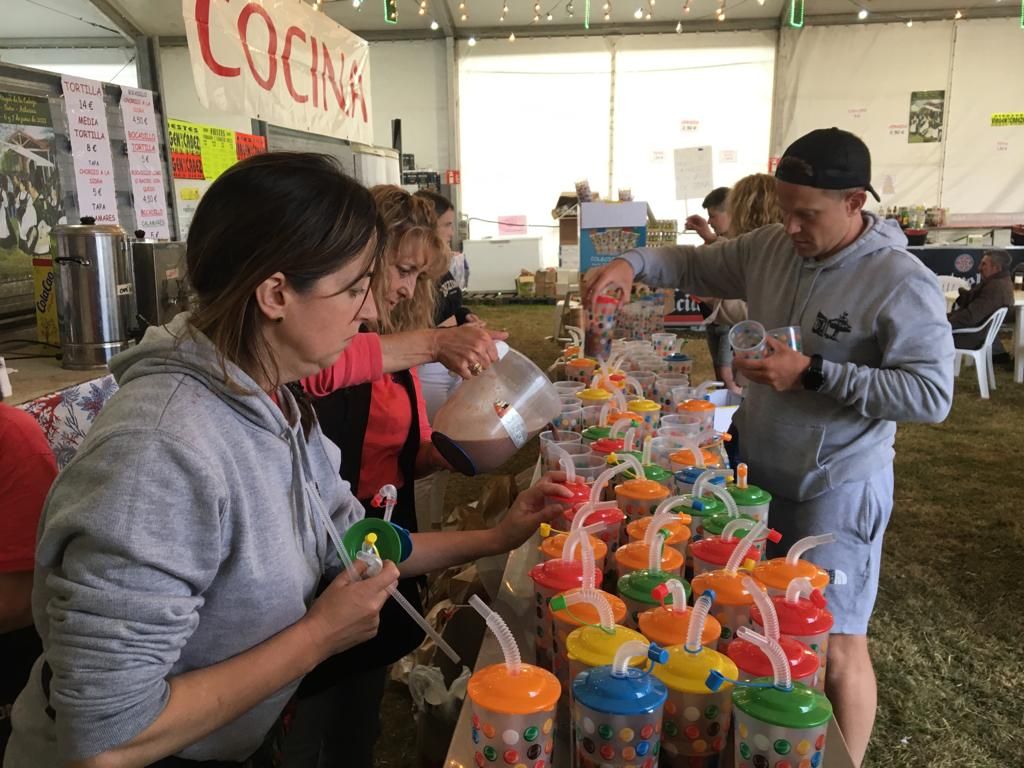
991;113;1024;127
62;75;119;225
674;146;714;201
119;87;170;239
0;91;64;342
908;91;945;143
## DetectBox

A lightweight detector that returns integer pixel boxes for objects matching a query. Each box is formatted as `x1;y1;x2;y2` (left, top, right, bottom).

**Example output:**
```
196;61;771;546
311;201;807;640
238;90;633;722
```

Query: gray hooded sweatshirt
621;213;954;501
5;315;363;765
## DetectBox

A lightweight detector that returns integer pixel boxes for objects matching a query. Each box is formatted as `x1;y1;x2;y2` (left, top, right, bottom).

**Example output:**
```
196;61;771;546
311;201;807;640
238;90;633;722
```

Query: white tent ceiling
0;0;1017;40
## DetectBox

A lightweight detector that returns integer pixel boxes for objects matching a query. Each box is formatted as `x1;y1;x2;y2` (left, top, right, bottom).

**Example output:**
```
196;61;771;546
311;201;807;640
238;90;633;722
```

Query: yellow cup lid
468;663;561;714
540;533;609;562
751;558;830;591
578;388;613;402
638;605;722;649
653;644;739;694
626;516;692;546
615;479;670;501
627;398;661;413
565;624;647;669
614;541;685;572
551;588;627;628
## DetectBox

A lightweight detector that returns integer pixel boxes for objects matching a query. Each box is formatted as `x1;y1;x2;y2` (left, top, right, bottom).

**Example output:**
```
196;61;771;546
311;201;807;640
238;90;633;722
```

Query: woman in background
698;173;784;395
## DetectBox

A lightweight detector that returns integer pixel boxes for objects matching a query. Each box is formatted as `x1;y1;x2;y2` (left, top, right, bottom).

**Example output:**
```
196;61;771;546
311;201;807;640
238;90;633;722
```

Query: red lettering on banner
283;26;307;103
195;0;241;77
321;44;348;113
349;62;367;122
311;34;320;108
238;3;277;90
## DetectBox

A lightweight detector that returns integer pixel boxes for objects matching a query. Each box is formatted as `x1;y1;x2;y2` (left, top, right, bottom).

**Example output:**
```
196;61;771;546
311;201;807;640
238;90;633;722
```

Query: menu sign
119;87;170;239
61;75;118;224
168;119;204;180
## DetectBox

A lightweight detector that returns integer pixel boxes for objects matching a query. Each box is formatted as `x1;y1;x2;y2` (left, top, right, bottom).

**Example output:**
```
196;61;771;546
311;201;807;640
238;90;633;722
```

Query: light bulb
604;11;610;19
430;18;439;28
352;0;361;7
467;35;477;45
546;11;552;19
460;12;467;20
533;13;540;20
499;14;504;20
503;3;508;10
717;11;725;20
676;20;682;31
634;6;643;17
857;8;867;19
509;31;516;40
954;9;962;18
905;19;913;27
419;7;426;13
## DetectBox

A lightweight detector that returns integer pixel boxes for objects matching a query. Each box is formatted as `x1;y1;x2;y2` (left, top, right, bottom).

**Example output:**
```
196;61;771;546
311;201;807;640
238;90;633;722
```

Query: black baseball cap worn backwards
776;127;881;202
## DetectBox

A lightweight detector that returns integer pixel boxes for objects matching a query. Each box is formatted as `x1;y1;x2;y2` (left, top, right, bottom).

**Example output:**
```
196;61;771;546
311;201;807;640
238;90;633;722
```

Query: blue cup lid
663;353;691;362
675;469;727;485
572;665;668;716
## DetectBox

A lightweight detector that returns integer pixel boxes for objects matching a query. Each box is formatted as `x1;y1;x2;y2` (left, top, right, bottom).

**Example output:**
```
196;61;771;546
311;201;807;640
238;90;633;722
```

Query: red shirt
0;404;58;573
300;332;384;397
357;369;431;499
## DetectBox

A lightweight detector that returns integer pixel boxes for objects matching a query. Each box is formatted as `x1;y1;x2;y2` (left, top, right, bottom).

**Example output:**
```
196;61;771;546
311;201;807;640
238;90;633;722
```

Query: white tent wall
457;37;613;262
613;31;777;227
0;47;138;88
367;40;450;171
942;18;1024;215
772;21;954;212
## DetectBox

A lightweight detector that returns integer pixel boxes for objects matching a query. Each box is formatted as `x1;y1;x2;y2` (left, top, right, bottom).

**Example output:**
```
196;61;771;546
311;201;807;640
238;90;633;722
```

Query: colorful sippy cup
751;533;836;597
639;580;722;651
690;518;781;578
727;463;773;527
617;567;690;629
528;556;603;671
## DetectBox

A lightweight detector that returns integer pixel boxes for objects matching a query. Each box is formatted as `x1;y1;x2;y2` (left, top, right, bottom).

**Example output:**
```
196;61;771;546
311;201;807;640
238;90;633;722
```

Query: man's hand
432;324;508;379
581;258;636;308
732;336;812;392
685;214;717;245
491;473;572;553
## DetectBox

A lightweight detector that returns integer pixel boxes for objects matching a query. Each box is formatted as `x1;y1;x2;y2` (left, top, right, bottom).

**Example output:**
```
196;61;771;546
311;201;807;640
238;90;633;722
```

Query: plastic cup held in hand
467;596;561;768
572;641;669;768
768;325;803;352
729;320;768;361
586;295;620;359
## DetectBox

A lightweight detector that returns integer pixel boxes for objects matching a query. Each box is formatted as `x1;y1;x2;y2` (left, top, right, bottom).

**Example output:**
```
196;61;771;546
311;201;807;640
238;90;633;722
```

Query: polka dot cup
658;688;734;768
733;712;829;768
573;703;663;768
586;297;620;360
785;631;830;693
469;702;557;768
729;320;768;361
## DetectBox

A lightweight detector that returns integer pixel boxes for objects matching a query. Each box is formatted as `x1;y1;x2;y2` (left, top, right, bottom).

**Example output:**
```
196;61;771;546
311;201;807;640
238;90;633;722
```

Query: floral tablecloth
17;374;119;469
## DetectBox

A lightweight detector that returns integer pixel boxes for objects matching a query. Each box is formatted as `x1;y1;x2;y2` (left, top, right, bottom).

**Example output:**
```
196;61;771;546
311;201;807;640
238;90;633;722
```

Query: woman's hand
301;560;400;659
492;473;573;553
432;324;509;379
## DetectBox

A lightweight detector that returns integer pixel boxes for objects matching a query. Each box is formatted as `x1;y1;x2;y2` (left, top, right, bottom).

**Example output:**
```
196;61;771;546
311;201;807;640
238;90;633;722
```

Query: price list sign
61;75;119;224
120;87;170;239
168;119;204;180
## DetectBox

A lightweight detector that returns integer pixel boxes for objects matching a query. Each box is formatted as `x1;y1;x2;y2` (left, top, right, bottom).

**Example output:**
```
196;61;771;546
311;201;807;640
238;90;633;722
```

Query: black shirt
434;270;472;326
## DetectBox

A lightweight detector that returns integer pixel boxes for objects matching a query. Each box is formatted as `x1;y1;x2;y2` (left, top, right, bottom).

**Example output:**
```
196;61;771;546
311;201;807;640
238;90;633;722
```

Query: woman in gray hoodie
4;153;568;768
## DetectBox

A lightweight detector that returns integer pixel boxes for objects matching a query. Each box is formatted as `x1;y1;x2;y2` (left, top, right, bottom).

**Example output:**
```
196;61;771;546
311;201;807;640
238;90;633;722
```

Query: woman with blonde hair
701;173;784;394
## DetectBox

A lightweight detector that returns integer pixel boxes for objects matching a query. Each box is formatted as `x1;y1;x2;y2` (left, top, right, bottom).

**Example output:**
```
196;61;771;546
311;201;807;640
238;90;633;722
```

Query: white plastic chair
938;275;970;294
952;307;1008;399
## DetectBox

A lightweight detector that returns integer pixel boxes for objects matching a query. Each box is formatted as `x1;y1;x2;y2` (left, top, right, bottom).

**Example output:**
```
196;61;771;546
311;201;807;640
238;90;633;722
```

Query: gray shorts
706;322;733;367
764;464;894;635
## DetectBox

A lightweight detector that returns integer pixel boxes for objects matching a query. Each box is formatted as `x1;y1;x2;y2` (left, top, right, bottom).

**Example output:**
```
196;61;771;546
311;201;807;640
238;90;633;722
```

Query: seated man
948;250;1014;356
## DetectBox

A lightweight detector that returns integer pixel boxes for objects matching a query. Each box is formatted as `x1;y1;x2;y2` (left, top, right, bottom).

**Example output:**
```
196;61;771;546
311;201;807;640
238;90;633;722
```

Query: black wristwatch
802;354;825;392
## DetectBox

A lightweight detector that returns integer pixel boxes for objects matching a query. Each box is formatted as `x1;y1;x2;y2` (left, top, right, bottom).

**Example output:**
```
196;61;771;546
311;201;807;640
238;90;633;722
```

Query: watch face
803;356;824;391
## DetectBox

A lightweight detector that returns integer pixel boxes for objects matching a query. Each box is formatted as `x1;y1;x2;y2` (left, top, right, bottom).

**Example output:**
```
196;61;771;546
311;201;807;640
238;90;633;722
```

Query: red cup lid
595;294;620;305
529;559;603;591
547;481;591;506
751;596;834;636
592;438;625;455
726;635;819;680
562;504;627;527
689;536;760;566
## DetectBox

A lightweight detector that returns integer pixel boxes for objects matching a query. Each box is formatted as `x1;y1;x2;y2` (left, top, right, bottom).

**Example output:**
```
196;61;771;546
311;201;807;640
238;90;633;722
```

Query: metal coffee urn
53;217;137;370
130;231;191;330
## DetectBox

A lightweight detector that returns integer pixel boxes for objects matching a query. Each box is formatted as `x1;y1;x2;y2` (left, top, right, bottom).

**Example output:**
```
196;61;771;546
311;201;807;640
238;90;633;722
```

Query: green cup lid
691;495;726;518
342;518;403;564
701;511;758;537
614;454;672;484
617;569;689;605
728;485;773;506
733;680;833;729
583;425;611;441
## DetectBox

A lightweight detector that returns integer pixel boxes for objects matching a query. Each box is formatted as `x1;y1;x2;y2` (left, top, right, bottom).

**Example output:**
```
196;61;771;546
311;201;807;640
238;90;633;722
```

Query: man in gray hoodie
585;128;954;767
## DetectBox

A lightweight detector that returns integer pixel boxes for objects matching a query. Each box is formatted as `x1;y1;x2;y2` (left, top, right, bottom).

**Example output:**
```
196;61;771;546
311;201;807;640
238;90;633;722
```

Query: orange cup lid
626;517;692;546
691;569;767;606
540;533;608;562
551;588;627;628
614;540;684;572
751;558;830;591
468;663;561;714
678;399;715;413
568;357;597;368
638;605;723;648
615;479;670;501
669;448;722;467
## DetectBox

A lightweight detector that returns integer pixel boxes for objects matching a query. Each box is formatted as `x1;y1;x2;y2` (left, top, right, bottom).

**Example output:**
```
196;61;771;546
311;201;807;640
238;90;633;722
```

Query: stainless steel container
53;218;136;370
130;232;191;329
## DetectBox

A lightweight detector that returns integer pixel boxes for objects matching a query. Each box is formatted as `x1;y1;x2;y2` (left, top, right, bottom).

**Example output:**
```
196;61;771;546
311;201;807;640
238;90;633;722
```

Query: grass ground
378;303;1024;768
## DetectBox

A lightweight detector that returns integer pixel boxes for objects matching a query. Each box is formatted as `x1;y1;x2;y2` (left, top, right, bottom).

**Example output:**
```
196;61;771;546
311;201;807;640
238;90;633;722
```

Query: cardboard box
552;193;580;246
579;201;648;272
534;268;557;297
514;273;535;297
559;245;580;270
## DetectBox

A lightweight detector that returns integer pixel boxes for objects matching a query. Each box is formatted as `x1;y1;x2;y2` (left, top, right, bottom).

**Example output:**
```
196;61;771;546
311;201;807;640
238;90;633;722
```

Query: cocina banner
182;0;372;143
